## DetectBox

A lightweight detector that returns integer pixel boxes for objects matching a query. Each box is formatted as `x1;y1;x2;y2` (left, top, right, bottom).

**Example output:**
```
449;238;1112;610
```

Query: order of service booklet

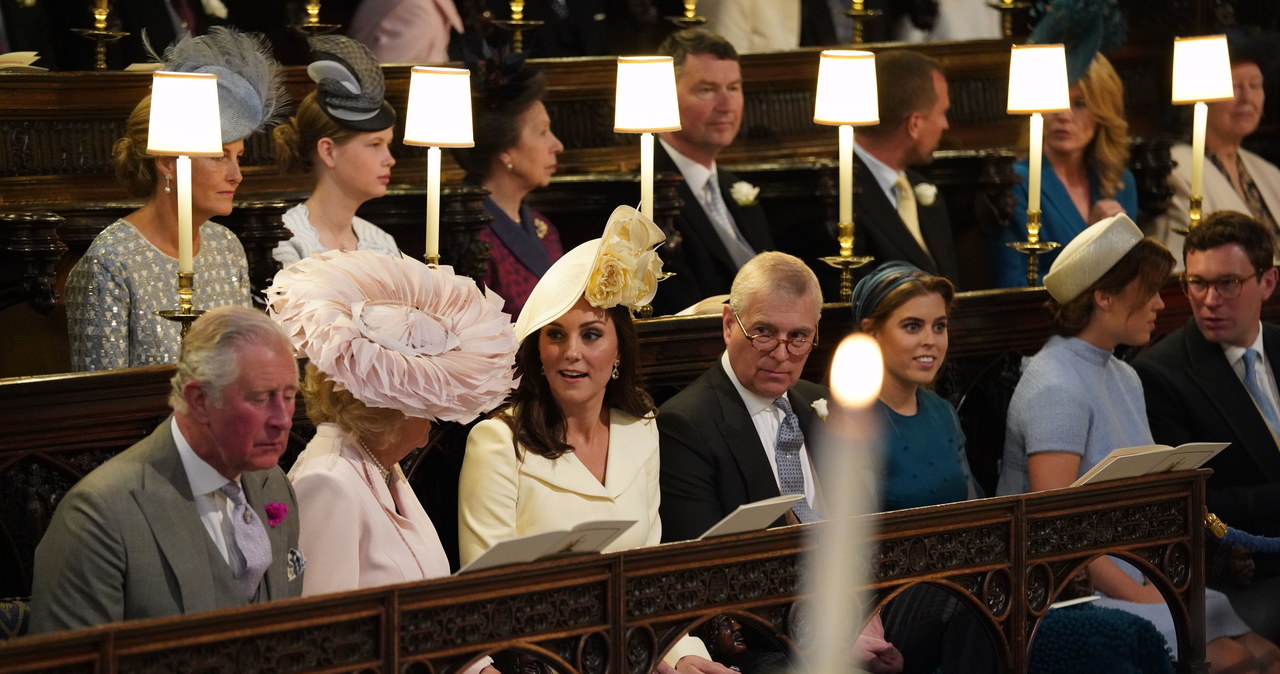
457;519;637;573
697;493;805;540
1070;442;1229;487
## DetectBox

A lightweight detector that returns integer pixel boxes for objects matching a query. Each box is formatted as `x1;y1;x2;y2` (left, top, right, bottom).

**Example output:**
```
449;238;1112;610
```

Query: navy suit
651;144;774;315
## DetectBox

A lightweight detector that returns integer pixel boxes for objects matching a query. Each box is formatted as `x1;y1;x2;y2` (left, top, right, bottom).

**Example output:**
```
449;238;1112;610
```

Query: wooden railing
0;470;1210;674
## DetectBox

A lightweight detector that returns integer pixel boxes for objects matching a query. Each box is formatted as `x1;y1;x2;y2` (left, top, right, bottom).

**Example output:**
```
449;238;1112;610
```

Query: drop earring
611;361;620;379
505;162;514;172
164;175;172;194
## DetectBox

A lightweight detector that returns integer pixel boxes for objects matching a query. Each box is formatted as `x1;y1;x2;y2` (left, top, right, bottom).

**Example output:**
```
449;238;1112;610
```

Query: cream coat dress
459;409;710;665
1150;143;1280;270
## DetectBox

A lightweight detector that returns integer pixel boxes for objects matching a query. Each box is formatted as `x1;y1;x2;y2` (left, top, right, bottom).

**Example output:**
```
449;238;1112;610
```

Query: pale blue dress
998;336;1249;658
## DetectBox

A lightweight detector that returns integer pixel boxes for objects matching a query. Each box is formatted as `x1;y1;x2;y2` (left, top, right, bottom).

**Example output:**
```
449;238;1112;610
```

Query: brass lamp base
986;0;1030;38
666;14;707;27
291;22;341;37
155;271;205;339
1172;195;1203;236
820;254;875;303
493;19;545;53
425;254;441;268
1008;210;1060;287
846;5;883;44
72;28;129;71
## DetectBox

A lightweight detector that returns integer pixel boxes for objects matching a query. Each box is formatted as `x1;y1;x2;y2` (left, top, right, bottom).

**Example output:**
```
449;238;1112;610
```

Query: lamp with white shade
148;70;223;335
1171;35;1234;232
614;56;681;220
1006;44;1070;287
813;49;878;302
404;66;475;266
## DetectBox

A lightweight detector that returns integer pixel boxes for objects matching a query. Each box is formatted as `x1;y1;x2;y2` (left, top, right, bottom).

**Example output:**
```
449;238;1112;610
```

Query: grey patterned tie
1242;349;1280;432
219;481;273;601
772;397;818;523
703;177;756;268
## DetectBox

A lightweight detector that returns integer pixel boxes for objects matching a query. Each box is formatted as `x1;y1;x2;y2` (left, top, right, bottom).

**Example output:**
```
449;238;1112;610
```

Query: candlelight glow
1007;45;1070;114
1171;36;1234;104
830;334;883;408
613;57;681;133
813;50;879;126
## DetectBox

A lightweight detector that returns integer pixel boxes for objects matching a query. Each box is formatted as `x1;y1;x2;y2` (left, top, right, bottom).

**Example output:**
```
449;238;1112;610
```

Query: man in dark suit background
658;252;826;542
31;306;304;633
852;49;958;284
1134;210;1280;643
650;28;774;315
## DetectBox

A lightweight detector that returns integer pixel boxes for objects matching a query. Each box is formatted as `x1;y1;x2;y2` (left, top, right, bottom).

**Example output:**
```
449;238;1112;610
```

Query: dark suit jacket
852;157;959;283
658;360;829;542
30;419;302;633
651;144;775;315
1134;320;1280;536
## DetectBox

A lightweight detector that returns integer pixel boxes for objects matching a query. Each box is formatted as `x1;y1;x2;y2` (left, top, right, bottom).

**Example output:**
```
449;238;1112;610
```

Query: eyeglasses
733;312;816;356
1179;274;1256;300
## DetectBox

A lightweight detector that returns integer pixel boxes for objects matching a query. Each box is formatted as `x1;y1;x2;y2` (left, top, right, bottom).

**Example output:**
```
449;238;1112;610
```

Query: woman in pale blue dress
997;214;1280;672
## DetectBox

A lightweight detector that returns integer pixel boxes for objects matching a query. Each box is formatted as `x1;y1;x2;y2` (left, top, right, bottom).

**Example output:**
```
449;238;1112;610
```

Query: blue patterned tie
1242;349;1280;433
219;482;273;601
772;397;818;523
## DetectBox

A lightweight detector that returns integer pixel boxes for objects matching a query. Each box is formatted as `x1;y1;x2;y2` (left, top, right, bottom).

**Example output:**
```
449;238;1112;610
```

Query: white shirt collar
1221;322;1268;367
720;351;778;416
172;416;236;496
660;137;717;192
854;140;903;206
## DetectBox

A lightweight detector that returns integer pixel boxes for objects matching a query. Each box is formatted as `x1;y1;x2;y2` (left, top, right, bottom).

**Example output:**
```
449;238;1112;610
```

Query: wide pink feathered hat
514;205;668;343
266;250;519;422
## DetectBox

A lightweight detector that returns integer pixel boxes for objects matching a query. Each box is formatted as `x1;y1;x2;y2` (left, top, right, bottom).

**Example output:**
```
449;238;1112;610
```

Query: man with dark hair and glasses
1134;209;1280;642
657;251;828;542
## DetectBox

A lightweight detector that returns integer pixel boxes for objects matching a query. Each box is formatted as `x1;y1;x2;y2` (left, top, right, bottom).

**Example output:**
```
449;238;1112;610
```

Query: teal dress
991;158;1138;288
877;389;976;511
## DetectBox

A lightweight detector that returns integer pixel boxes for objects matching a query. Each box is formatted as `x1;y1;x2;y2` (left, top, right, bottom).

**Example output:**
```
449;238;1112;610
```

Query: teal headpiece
1028;0;1127;85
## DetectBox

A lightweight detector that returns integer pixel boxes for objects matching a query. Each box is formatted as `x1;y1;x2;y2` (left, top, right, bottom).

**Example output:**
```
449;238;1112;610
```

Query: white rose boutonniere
914;182;938;207
811;398;829;421
202;0;229;18
730;181;760;207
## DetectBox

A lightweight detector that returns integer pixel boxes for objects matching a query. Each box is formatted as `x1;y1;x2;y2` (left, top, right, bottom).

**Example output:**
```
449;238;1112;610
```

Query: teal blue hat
1028;0;1127;85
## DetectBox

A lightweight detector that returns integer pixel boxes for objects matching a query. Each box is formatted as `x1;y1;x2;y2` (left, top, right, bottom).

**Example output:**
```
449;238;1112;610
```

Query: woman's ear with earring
611;360;620;380
164;174;172;194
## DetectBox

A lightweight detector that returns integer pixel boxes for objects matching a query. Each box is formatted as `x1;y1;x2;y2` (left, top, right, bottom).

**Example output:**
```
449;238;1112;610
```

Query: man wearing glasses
1134;210;1280;642
656;251;827;542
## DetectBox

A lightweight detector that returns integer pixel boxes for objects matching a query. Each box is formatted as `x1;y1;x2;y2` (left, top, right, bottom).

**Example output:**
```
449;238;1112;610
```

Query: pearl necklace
356;437;392;484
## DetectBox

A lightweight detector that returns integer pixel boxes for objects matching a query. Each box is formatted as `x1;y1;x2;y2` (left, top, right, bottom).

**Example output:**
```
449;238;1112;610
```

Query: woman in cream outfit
267;250;518;673
460;206;733;674
1151;54;1280;268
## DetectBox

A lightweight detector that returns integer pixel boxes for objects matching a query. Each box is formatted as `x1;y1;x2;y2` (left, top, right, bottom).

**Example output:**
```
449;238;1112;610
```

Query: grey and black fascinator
157;27;288;144
1028;0;1126;85
307;35;396;132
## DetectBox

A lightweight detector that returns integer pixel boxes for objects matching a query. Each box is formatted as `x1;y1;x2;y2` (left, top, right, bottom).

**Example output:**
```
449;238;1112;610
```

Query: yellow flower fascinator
515;205;667;343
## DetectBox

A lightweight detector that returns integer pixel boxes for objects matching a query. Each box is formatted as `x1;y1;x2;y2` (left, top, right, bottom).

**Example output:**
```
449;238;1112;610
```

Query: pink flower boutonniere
265;502;289;527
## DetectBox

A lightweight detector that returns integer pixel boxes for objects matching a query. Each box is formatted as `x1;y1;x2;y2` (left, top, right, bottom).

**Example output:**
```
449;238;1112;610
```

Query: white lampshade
1007;45;1071;114
1172;35;1234;104
614;56;681;133
147;71;223;157
813;50;879;126
404;66;474;148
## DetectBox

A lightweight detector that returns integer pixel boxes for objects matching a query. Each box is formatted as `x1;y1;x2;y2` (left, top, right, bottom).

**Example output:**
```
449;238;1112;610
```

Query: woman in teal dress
992;53;1137;288
852;261;979;510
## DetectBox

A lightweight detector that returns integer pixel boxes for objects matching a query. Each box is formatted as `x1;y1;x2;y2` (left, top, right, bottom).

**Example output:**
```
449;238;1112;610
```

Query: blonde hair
113;95;160;198
1078;53;1130;198
301;364;407;452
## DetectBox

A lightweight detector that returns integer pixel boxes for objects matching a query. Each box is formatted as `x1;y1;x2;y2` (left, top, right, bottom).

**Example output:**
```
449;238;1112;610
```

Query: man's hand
1089;198;1126;224
672;655;738;673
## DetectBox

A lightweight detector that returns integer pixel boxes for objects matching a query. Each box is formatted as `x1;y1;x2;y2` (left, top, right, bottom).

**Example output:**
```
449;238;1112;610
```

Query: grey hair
729;252;822;319
169;306;297;414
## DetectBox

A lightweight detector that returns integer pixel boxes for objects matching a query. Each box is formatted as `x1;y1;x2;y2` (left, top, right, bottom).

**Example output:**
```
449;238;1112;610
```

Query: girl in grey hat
272;35;403;268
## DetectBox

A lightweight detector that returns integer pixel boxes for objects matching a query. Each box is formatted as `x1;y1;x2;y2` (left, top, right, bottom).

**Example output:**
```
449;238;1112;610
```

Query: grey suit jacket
658;360;829;542
30;418;302;633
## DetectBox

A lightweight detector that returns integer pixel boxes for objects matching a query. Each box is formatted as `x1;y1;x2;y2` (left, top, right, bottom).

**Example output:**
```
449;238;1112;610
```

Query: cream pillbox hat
1043;212;1144;302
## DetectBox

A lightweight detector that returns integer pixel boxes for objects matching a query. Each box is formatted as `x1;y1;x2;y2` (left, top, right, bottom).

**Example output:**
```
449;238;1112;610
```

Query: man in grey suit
31;306;304;633
853;49;959;284
658;252;827;542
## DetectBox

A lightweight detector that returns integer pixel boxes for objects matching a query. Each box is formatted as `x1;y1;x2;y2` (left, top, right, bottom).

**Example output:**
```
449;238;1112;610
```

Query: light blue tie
1242;349;1280;433
772;397;818;523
